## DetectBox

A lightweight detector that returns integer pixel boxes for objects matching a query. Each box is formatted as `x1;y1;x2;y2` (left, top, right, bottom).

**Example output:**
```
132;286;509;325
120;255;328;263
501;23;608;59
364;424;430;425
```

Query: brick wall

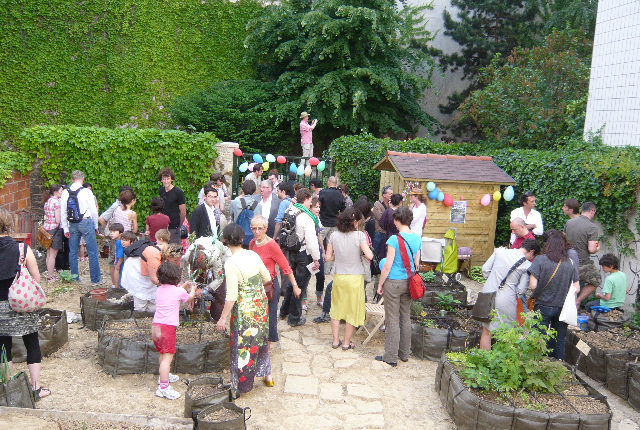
0;171;31;211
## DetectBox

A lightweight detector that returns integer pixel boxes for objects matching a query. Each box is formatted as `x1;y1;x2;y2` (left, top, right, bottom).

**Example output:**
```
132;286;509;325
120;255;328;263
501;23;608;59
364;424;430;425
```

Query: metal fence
230;154;336;198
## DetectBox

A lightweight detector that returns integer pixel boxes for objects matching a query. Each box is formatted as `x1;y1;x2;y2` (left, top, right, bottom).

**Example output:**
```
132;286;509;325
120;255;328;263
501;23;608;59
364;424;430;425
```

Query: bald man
510;218;535;249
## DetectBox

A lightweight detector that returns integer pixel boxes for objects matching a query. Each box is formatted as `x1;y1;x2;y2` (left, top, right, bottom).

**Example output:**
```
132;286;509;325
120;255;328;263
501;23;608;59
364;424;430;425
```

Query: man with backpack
60;170;102;286
230;180;258;247
278;188;320;327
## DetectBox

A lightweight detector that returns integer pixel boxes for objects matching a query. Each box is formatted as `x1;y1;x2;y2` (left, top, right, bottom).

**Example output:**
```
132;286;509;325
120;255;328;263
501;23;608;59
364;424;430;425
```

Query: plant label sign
576;339;591;356
442;274;449;284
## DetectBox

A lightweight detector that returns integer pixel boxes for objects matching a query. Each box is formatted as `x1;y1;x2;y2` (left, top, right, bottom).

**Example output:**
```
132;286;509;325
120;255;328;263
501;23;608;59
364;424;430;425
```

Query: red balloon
233;148;243;157
308;157;320;166
276;155;286;164
443;194;453;207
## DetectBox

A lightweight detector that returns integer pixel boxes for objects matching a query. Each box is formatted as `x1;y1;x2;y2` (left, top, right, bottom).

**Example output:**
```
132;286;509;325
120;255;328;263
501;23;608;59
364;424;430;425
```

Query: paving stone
319;382;344;401
333;358;357;368
302;335;324;346
284;414;340;429
371;359;393;371
284;375;318;395
345;413;385;428
316;403;356;417
312;354;333;368
313;366;333;378
347;383;378;399
282;361;311;376
330;349;357;360
351;399;384;414
280;330;300;341
279;337;302;351
282;351;312;363
619;419;640;430
306;344;329;353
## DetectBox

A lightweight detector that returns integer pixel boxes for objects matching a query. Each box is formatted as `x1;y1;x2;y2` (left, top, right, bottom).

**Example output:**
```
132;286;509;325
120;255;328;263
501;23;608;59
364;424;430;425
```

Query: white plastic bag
559;284;578;327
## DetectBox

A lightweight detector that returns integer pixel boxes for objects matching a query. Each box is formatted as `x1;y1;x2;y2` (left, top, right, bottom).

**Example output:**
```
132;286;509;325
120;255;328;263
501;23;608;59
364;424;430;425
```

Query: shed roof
373;151;516;185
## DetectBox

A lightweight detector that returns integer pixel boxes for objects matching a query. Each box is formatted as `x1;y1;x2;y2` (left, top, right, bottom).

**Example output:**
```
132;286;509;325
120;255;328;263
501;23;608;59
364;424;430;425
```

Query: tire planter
565;330;627;383
97;319;230;377
411;323;480;361
195;402;250;430
420;280;468;307
11;308;68;363
435;356;612;430
80;289;133;330
184;376;232;419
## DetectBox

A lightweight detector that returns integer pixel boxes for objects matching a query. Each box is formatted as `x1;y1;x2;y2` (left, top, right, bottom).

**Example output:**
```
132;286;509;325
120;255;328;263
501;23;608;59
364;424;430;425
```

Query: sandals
342;341;355;351
33;387;51;401
332;339;343;349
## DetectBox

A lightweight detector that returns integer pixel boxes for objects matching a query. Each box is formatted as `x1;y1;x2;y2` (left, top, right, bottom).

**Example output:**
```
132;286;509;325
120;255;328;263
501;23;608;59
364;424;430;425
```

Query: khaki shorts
579;263;601;289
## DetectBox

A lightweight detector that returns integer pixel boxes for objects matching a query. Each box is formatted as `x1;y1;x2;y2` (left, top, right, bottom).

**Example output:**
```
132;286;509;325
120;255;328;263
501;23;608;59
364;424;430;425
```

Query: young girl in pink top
152;261;196;400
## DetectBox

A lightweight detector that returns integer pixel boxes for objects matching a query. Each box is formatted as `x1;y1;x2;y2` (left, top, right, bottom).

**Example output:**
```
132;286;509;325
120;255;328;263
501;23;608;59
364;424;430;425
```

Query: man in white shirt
510;191;543;244
60;170;102;285
256;180;281;238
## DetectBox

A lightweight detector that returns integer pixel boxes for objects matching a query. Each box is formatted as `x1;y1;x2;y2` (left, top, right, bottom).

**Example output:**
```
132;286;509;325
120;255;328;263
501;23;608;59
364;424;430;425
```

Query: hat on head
300;111;309;119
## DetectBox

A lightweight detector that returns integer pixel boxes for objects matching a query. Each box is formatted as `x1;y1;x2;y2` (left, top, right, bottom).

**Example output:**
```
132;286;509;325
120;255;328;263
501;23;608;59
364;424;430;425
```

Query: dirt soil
414;308;482;332
4;259;640;429
577;327;640;350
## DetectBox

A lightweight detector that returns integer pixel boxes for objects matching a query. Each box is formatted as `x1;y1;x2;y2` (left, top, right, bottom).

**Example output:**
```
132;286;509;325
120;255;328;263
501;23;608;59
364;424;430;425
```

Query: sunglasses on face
250;226;265;231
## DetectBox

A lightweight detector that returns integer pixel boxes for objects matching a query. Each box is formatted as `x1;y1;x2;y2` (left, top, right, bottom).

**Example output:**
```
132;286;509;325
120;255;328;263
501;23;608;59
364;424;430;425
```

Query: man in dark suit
256;180;281;238
190;185;227;239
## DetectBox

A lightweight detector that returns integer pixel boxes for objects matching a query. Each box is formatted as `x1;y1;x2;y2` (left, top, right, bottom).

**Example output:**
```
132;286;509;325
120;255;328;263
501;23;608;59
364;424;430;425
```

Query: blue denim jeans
268;277;282;342
322;281;333;314
69;218;101;283
534;304;566;360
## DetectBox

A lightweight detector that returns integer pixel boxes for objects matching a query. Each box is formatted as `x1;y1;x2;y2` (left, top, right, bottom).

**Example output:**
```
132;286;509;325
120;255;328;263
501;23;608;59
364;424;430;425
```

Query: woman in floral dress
216;223;273;394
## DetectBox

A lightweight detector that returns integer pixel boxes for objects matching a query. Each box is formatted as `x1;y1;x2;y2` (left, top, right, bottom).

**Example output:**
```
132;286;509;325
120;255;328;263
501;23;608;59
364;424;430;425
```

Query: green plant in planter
420;271;436;283
447;311;567;395
469;266;486;284
419;318;437;328
410;301;425;317
435;293;461;312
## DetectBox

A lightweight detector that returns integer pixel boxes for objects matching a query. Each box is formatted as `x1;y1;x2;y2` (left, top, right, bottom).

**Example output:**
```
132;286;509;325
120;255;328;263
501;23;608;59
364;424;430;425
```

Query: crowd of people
1;159;626;403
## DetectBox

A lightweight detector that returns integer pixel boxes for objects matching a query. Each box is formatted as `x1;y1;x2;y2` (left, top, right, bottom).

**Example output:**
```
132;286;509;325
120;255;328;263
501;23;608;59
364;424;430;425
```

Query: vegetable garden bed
10;308;67;363
435;355;612;430
97;318;229;377
80;289;133;330
419;272;468;306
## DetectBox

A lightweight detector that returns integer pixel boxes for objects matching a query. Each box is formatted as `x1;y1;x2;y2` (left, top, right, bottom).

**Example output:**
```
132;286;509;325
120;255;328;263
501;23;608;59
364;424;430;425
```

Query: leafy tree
459;30;591;148
169;80;295;154
541;0;598;39
244;0;438;145
436;0;542;117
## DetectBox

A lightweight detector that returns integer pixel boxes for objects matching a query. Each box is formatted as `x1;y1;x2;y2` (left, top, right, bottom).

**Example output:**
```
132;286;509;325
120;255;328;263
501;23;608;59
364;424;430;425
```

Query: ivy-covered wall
0;0;262;144
328;134;640;254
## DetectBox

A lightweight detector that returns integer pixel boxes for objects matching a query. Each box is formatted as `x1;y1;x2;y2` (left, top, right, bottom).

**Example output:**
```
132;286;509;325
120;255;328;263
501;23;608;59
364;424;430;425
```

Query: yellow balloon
262;162;269;170
493;191;501;201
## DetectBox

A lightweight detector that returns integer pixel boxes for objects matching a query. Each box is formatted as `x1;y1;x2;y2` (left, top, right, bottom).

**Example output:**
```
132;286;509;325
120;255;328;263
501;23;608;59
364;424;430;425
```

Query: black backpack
276;209;304;252
66;187;85;223
237;198;258;246
124;239;160;262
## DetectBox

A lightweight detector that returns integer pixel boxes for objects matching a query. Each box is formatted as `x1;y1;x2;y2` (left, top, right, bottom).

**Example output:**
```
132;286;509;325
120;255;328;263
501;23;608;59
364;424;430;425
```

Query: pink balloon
443;194;453;207
276;156;286;164
248;163;256;171
480;194;491;206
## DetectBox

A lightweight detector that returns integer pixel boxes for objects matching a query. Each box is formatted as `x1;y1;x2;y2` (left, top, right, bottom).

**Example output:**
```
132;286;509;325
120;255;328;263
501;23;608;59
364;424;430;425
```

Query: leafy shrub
18;126;219;220
435;293;461;312
420;271;436;283
170;80;296;154
469;266;486;284
447;312;567;394
410;300;424;317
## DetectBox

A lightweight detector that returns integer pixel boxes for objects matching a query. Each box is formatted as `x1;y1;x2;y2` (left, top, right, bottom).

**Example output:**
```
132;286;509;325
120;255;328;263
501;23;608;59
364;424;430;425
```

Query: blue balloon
296;165;304;176
290;163;297;173
437;192;444;201
253;153;263;163
428;189;439;200
379;258;386;272
239;162;249;173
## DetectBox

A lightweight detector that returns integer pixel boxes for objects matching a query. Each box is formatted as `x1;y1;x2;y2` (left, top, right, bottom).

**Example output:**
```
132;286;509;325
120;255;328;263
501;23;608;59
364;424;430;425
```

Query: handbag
559;260;578;327
472;257;526;323
249;242;275;301
396;234;425;300
8;243;47;312
527;260;562;311
36;225;54;250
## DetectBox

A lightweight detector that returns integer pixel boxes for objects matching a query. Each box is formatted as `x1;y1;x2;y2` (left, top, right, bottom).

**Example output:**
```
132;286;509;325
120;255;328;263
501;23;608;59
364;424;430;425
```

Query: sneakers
288;317;306;327
157;373;179;384
313;312;331;323
155;384;181;400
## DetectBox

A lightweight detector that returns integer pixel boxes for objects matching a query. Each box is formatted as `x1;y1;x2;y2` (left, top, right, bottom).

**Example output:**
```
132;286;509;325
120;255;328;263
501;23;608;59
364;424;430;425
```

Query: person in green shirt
586;254;628;311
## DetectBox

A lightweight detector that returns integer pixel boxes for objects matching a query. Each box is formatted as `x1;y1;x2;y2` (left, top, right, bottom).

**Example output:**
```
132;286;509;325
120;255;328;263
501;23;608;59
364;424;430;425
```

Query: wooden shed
373;151;516;265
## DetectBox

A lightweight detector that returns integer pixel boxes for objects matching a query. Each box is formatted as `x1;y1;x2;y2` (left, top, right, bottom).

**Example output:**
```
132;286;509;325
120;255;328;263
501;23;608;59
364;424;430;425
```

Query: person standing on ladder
300;112;317;159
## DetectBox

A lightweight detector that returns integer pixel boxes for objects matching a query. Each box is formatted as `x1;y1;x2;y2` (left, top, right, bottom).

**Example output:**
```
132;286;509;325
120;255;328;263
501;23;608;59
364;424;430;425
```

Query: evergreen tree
245;0;437;142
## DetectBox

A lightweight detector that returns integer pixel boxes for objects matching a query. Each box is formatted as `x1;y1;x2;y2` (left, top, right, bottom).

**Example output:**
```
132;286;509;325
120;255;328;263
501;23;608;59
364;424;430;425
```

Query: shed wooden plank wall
379;172;500;265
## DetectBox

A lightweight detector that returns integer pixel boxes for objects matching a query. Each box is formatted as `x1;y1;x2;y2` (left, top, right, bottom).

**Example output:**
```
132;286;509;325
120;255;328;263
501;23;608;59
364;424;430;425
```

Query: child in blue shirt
109;223;124;288
116;231;137;288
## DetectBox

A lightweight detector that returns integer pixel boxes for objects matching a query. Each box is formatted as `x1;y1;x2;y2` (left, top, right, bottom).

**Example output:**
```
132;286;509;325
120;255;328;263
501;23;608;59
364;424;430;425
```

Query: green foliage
0;0;262;144
58;270;78;283
0;151;31;188
51;285;74;296
420;318;437;328
541;0;598;39
170;80;295;154
410;300;424;317
328;134;640;254
469;266;486;284
244;0;437;142
435;293;461;312
460;30;591;148
447;312;568;394
18;126;219;221
420;271;436;283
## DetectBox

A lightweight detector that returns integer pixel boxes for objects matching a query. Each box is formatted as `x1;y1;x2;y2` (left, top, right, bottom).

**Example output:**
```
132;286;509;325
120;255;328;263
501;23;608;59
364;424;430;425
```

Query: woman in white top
112;189;138;233
409;189;426;236
217;223;273;393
